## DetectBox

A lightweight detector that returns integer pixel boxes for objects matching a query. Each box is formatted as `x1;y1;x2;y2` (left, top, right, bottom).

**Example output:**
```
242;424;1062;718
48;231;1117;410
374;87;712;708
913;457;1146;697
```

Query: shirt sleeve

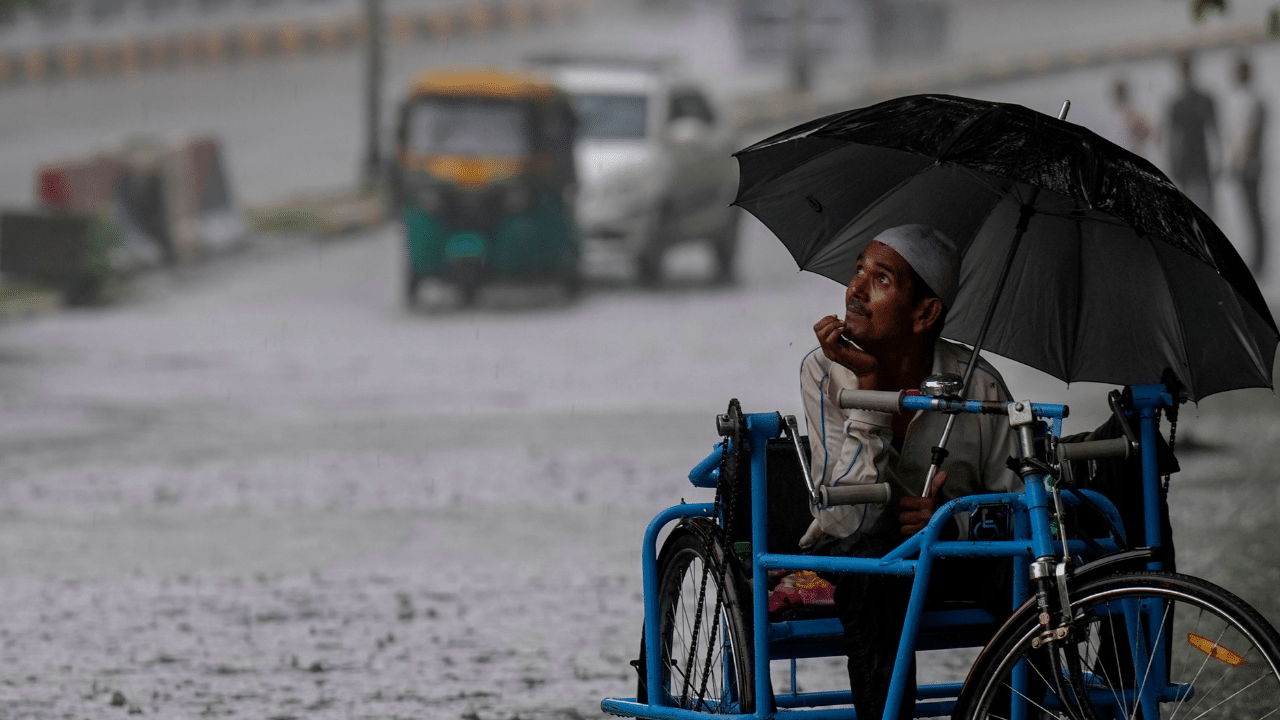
804;366;897;541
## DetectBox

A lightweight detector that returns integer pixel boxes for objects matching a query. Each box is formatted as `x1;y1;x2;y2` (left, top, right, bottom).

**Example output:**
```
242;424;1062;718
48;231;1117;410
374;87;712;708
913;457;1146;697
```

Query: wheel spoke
1125;597;1172;720
653;535;752;714
961;573;1280;720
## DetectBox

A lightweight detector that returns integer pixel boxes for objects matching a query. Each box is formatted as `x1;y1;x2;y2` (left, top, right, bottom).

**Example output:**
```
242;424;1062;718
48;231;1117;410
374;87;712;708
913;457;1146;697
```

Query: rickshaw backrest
725;438;815;558
1062;413;1179;569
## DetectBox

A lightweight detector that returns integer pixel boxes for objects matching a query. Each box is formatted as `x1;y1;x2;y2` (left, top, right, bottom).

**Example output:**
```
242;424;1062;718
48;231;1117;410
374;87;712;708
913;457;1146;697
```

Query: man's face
843;240;923;351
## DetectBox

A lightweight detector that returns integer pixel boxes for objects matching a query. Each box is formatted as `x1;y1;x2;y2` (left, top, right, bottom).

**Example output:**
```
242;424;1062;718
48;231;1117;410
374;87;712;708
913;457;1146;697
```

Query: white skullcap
873;224;961;309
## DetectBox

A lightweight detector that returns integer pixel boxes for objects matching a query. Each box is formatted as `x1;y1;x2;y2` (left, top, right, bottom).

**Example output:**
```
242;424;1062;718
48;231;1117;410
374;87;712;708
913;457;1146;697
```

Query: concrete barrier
0;0;594;87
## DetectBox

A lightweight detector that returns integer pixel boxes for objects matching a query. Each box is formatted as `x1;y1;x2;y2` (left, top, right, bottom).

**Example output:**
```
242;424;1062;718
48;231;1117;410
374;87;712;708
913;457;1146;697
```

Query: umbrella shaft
925;198;1039;498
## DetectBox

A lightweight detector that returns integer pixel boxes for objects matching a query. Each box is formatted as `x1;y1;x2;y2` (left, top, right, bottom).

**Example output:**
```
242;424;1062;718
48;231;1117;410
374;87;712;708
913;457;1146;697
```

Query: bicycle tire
637;527;754;714
955;570;1280;720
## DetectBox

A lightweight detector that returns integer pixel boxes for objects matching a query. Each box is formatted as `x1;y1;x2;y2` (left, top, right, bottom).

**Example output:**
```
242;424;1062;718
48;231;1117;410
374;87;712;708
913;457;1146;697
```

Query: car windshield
406;97;527;156
570;93;648;140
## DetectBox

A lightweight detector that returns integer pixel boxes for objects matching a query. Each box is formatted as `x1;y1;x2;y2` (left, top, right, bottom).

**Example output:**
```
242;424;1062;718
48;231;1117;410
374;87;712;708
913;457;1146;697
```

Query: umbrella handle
920;417;955;498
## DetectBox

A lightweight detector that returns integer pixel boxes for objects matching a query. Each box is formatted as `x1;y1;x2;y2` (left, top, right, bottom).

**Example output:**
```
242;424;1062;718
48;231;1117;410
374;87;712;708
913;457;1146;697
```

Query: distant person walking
1166;53;1221;216
1112;79;1156;158
1228;55;1268;276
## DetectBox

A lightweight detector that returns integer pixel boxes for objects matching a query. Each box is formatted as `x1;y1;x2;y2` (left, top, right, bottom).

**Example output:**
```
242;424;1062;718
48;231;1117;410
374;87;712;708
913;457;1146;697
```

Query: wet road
3;2;1280;718
0;213;1278;718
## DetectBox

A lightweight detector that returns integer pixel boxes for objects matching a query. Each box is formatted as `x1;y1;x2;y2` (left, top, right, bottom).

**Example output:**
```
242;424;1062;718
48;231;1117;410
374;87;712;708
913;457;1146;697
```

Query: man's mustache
847;299;870;316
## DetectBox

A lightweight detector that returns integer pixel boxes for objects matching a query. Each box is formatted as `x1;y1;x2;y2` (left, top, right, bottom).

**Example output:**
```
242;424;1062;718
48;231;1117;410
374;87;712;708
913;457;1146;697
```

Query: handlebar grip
820;483;892;507
837;389;904;413
1057;437;1131;462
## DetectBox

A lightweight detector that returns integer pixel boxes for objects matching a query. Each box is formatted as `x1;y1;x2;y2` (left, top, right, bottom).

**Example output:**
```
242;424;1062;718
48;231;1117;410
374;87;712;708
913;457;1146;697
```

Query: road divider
0;0;593;88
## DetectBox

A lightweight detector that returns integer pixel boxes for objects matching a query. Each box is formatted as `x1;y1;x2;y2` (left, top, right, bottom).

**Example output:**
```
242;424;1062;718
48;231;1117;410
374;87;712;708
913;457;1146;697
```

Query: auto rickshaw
392;67;582;306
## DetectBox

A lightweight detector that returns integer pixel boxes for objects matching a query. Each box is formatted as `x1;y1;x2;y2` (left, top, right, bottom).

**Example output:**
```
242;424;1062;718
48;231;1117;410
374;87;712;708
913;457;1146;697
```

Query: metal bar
1130;383;1166;570
883;550;934;720
747;412;783;718
784;414;820;507
757;552;917;577
641;502;717;714
600;697;754;720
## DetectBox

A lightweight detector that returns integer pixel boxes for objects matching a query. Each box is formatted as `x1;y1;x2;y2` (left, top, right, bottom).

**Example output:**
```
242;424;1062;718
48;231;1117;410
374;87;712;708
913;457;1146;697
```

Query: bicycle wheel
645;528;754;714
957;571;1280;720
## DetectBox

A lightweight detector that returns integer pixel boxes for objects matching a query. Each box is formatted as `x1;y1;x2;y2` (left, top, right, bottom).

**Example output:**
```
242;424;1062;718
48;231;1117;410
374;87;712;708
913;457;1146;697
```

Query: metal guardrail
0;0;593;88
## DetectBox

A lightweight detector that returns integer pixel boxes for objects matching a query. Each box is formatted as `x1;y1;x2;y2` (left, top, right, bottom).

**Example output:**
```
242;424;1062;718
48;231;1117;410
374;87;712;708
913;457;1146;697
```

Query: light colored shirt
798;339;1021;547
1229;91;1267;179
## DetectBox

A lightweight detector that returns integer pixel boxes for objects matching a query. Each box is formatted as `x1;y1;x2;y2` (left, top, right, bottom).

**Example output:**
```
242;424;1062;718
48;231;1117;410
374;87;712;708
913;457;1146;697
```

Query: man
1228;55;1268;276
1166;52;1220;216
1112;78;1156;159
797;224;1018;720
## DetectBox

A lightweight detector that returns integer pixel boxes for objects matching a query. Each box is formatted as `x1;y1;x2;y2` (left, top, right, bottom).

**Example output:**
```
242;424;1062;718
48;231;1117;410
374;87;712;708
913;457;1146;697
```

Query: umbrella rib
812;161;958;270
735;143;851;202
936;168;1014;342
1206;262;1274;390
1149;239;1199;398
1068;204;1083;380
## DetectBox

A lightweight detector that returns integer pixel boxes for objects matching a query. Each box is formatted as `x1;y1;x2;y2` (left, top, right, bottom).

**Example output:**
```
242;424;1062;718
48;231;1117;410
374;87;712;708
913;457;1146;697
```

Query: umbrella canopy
734;94;1277;401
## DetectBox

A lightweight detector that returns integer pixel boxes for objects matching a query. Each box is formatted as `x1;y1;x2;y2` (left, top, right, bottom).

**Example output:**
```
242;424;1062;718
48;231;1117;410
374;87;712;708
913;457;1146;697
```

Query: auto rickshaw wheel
636;248;663;286
562;269;582;300
637;207;676;286
457;280;481;307
712;227;738;286
403;271;419;307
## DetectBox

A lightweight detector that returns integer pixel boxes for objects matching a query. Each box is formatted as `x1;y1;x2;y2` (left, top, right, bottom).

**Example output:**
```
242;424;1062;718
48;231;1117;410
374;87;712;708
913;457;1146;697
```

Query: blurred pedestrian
1228;54;1268;276
1112;78;1155;158
1166;52;1221;216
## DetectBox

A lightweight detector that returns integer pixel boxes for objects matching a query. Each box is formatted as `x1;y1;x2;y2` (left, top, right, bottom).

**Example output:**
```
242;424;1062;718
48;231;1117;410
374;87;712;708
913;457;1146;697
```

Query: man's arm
799;353;896;546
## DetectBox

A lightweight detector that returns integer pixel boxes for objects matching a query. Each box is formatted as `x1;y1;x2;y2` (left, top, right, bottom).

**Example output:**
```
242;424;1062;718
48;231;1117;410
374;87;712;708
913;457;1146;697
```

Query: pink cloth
767;570;836;616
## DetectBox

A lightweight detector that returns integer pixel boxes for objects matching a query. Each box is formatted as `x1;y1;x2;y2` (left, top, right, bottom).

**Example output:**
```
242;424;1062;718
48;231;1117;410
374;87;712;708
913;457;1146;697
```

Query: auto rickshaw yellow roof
408;67;560;101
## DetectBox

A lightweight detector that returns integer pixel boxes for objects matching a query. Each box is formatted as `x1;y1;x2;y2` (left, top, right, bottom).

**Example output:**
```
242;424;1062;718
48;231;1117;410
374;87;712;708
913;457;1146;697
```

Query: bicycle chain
680;399;743;710
695;401;742;707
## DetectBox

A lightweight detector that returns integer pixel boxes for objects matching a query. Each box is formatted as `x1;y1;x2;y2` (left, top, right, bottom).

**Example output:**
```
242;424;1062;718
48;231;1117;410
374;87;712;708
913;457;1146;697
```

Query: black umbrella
734;93;1277;402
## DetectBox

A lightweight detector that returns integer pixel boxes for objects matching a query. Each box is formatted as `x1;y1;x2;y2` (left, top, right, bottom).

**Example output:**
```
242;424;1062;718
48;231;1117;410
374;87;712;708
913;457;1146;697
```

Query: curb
738;20;1280;133
0;285;60;320
0;0;593;88
244;187;384;238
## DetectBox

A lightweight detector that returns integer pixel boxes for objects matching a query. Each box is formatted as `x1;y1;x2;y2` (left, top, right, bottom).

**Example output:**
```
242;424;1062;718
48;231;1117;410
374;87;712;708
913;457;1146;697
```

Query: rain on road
2;2;1280;719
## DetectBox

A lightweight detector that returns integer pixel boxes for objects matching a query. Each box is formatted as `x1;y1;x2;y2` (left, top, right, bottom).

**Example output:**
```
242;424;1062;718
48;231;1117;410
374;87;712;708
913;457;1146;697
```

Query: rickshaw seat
738;439;1001;661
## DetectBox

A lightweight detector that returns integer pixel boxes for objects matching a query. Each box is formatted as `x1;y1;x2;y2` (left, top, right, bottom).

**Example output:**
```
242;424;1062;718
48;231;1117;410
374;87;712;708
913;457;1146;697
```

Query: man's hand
897;470;949;535
814;315;879;384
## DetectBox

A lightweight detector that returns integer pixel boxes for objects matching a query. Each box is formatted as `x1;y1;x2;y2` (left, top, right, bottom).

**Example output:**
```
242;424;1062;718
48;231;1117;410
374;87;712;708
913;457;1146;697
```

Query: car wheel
638;208;676;286
712;216;739;286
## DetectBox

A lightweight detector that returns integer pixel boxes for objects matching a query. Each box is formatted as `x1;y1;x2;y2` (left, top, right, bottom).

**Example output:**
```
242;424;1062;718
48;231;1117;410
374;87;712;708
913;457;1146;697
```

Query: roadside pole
361;0;384;188
787;0;812;93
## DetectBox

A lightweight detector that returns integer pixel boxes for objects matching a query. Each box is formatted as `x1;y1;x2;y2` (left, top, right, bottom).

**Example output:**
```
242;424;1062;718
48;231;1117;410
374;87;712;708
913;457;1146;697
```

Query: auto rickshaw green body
394;67;581;305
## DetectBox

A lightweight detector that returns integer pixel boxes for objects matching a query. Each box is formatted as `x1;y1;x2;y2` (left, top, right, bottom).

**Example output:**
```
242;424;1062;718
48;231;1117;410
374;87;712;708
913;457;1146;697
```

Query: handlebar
1057;436;1131;462
821;483;892;506
837;389;1067;419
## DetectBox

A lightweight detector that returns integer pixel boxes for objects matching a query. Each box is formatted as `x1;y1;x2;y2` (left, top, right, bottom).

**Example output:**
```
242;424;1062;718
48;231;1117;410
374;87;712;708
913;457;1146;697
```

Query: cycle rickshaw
601;95;1280;720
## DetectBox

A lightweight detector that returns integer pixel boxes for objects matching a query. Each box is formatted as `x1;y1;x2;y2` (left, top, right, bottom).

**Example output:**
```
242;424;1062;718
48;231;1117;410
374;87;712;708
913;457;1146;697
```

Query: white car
539;58;741;285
